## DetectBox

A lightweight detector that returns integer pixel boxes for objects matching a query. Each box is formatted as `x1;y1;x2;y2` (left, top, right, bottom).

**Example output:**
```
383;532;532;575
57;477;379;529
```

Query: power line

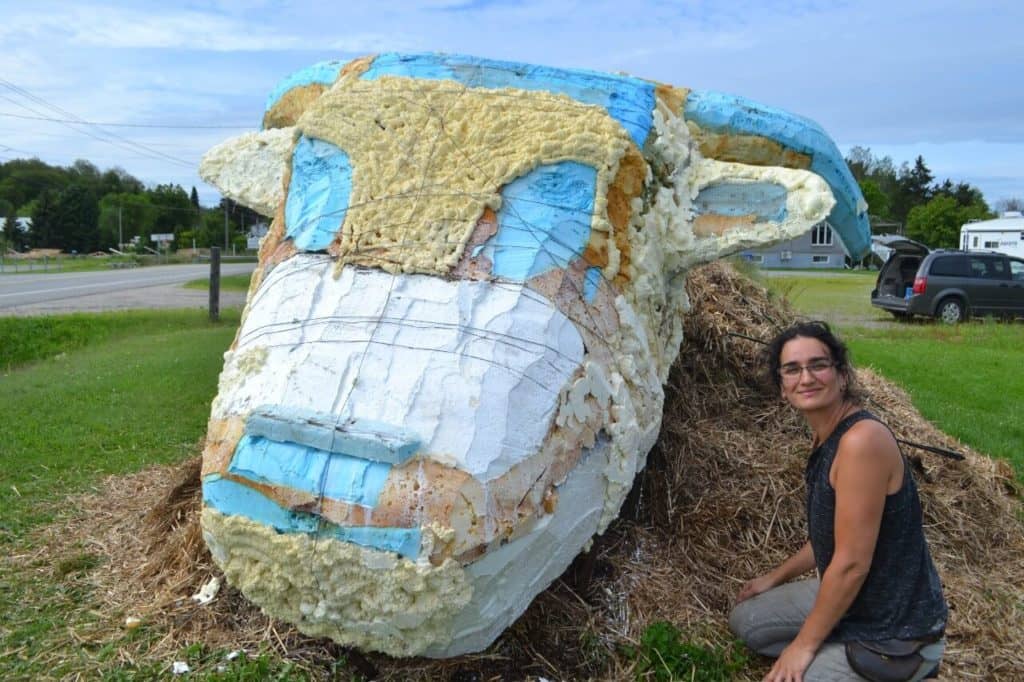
0;79;196;169
0;111;251;129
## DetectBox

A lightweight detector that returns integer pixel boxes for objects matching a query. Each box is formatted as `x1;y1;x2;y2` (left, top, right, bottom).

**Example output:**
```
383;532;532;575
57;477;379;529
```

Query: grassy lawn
0;310;240;540
183;273;253;292
759;270;891;323
845;323;1024;475
0;256;139;275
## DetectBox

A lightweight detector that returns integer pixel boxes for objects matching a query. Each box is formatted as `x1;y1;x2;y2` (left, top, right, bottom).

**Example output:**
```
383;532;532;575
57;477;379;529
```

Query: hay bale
26;261;1024;680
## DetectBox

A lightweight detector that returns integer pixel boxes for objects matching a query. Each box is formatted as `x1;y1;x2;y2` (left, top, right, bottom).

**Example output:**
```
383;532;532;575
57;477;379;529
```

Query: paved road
0;263;255;316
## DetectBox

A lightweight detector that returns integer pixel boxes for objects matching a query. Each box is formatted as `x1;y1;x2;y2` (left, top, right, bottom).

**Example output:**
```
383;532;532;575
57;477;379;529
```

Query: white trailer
960;212;1024;259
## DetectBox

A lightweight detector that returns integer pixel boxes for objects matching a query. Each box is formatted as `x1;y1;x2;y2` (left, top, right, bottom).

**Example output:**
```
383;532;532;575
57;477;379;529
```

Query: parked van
960;212;1024;259
871;237;1024;322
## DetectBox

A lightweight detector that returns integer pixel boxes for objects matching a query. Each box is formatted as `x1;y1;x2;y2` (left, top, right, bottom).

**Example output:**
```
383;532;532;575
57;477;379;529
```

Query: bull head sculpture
199;53;869;657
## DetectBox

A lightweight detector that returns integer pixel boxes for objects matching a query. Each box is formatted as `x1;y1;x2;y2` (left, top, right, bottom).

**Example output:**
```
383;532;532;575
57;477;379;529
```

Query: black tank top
806;410;947;642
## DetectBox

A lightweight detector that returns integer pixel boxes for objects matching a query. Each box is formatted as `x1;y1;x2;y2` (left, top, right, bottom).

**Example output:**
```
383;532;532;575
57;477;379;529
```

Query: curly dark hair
763;320;862;403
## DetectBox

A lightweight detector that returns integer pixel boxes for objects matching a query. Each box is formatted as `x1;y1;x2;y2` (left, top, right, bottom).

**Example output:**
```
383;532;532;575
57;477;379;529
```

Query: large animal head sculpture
199;53;869;657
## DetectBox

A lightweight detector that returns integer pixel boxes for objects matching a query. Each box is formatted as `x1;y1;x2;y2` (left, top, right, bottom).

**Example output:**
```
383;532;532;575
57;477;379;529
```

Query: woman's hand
736;573;777;603
762;641;816;682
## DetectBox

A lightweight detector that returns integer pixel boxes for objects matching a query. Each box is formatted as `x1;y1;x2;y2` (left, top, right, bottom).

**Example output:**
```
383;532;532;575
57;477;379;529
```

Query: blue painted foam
228;435;391;507
285;136;352;251
203;476;422;559
361;53;656;147
583;267;602;302
684;90;870;259
265;61;345;120
246;405;420;465
481;161;596;280
694;181;789;223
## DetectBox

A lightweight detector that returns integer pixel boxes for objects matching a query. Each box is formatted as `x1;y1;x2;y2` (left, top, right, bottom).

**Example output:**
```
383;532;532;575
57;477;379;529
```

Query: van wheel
937;298;965;324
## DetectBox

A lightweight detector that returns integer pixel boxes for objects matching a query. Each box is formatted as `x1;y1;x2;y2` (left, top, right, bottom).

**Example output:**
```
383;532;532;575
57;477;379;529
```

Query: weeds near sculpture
14;261;1023;680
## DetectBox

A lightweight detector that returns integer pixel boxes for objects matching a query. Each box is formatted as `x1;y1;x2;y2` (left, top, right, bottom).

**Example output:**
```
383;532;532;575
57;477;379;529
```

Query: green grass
183;273;253;292
0;255;140;275
0;309;240;540
759;270;889;322
0;309;232;371
845;323;1024;475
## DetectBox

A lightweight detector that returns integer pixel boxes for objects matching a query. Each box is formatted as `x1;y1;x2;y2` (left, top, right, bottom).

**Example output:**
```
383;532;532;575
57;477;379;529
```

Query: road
0;263;255;316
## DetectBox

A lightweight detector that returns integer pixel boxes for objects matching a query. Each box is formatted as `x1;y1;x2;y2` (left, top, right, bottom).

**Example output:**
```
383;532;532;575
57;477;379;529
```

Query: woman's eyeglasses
779;359;835;380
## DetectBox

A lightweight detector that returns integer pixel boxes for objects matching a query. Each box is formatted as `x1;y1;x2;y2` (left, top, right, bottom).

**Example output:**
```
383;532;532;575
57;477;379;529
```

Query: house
738;220;849;268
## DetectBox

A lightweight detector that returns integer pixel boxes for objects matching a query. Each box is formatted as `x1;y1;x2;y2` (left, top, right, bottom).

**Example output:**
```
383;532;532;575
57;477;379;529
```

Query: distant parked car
871;237;1024;322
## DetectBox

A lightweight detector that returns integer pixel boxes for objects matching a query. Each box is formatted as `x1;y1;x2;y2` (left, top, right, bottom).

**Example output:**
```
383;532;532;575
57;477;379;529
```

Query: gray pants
728;579;944;681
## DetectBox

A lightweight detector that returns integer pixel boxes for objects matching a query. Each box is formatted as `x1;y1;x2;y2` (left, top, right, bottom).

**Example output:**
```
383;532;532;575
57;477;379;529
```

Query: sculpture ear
682;89;871;261
199;127;297;216
687;158;834;261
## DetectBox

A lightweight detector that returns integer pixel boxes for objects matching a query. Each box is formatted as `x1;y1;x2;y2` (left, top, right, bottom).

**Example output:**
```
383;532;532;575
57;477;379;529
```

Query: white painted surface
214;255;585;481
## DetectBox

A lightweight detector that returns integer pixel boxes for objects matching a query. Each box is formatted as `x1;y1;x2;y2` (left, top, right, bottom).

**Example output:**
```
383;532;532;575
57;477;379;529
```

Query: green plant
627;621;748;682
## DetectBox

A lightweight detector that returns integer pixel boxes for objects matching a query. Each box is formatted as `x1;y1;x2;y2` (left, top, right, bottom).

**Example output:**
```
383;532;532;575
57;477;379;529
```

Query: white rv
960;212;1024;259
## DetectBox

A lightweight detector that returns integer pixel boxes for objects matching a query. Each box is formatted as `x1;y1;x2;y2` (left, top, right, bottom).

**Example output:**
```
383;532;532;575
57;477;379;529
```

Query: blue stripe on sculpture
246;405;420;465
202;476;422;559
362;53;655;146
228;435;391;507
684;90;870;259
583;267;602;302
284;136;352;251
265;61;346;119
482;161;596;281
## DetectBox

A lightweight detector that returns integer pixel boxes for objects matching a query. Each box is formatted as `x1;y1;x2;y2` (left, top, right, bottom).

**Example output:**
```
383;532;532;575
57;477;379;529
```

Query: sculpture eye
284;136;352;252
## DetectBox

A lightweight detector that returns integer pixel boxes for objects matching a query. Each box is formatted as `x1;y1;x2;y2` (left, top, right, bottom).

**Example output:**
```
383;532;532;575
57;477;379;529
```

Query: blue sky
1;0;1021;211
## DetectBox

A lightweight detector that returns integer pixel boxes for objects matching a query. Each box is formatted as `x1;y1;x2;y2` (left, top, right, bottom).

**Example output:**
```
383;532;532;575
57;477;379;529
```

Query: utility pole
118;204;122;249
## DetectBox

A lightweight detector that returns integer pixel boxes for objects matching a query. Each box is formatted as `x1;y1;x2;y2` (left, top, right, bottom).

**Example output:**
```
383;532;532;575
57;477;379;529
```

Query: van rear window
929;256;968;277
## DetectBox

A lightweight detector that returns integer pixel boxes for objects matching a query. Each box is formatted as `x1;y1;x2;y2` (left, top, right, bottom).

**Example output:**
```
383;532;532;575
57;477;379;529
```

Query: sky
1;0;1021;213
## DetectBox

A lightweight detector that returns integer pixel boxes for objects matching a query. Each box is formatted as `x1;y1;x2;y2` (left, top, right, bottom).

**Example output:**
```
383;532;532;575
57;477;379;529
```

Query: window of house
810;222;833;246
811;255;829;264
748;254;764;263
973;236;979;247
985;241;999;249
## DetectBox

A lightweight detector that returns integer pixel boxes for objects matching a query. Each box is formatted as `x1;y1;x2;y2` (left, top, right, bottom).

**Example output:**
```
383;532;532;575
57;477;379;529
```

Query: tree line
0;158;264;254
845;146;1020;249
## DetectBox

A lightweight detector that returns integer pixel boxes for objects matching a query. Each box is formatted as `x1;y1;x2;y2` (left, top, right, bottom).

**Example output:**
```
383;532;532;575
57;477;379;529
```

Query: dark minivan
871;237;1024;322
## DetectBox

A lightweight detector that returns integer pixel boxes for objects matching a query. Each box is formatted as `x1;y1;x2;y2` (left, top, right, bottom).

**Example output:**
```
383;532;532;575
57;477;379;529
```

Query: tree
858;179;891;226
148;184;195;242
906;193;991;249
53;183;100;252
190;186;200;210
995;197;1024;213
891;156;934;225
2;212;20;251
98;192;157;249
29;189;58;248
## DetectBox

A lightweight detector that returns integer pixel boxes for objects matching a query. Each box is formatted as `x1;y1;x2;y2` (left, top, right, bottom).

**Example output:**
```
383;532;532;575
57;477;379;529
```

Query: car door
965;255;1006;314
1006;258;1024;315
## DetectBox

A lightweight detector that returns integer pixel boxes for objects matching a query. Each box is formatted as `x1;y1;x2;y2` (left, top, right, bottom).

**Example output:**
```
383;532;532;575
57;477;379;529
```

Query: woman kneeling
730;321;947;682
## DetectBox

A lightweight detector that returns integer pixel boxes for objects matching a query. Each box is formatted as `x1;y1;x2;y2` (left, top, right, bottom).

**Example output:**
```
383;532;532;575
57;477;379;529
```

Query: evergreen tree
30;189;58;248
54;184;101;252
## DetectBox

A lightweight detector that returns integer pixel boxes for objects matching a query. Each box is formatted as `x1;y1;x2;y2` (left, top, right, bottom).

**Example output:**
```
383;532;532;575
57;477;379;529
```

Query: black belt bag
844;636;940;682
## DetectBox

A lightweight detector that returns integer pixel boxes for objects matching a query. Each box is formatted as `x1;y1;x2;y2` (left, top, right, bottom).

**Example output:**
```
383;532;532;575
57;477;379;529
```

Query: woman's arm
763;422;897;682
736;541;815;603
